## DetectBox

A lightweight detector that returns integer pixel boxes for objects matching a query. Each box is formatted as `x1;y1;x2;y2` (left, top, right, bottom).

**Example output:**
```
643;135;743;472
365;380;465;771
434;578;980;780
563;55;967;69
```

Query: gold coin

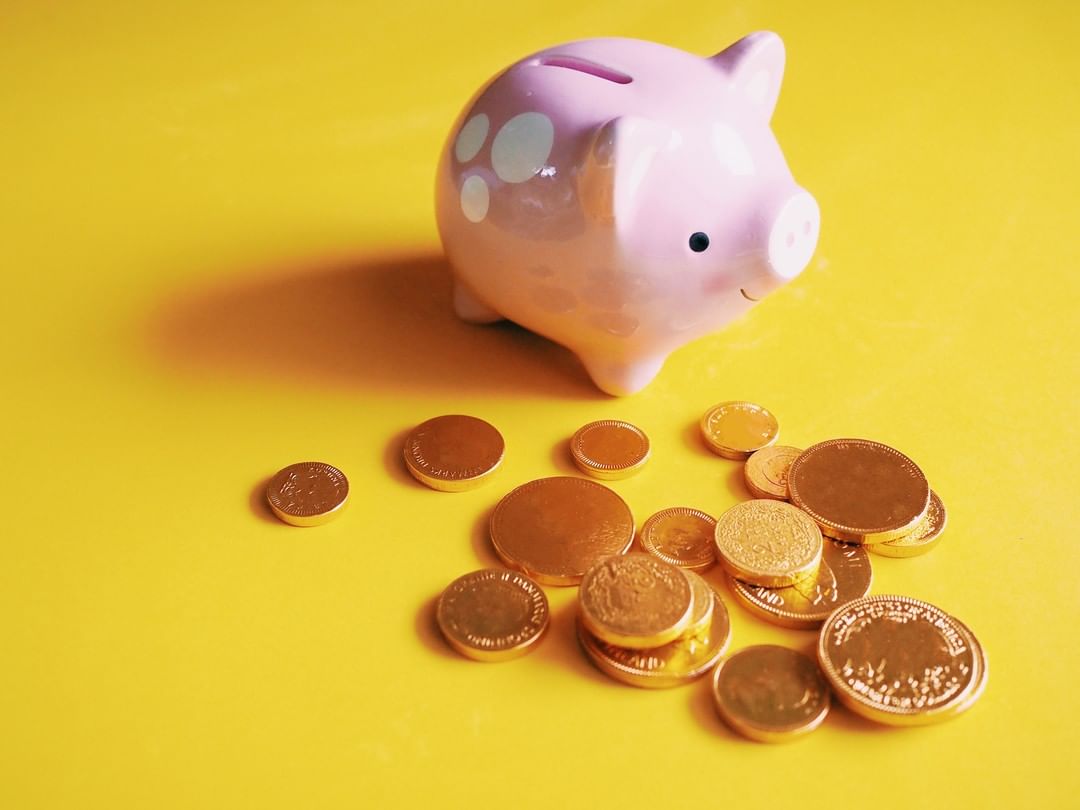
570;420;650;480
403;414;504;492
870;490;947;558
788;438;930;544
265;461;349;526
436;569;549;662
711;645;831;742
638;507;717;571
744;445;802;500
579;554;693;648
681;570;715;638
728;540;873;629
713;500;823;587
817;594;978;726
576;589;731;688
700;401;779;459
490;477;635;586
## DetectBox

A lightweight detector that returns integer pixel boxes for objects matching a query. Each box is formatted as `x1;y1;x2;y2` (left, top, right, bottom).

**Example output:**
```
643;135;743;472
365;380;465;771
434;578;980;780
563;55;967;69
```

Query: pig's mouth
739;288;761;302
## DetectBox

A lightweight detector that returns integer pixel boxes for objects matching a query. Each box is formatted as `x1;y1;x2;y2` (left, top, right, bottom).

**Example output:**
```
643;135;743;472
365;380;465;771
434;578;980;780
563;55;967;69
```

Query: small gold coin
638;507;717;571
579;554;693;648
871;490;947;558
403;414;504;492
817;594;979;726
712;645;831;742
744;445;802;500
436;569;549;662
577;588;731;688
713;500;823;587
681;570;715;638
700;401;779;459
728;540;873;630
490;477;635;586
788;438;930;544
570;420;650;480
265;462;349;526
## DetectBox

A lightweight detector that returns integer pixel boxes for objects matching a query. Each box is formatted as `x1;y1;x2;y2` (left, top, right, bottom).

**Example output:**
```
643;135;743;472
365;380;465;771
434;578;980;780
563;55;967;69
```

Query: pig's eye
689;232;710;252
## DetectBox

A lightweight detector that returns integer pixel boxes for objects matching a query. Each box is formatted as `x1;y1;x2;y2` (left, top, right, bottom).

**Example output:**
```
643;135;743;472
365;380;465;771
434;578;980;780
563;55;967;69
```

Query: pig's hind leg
452;282;505;324
579;352;667;397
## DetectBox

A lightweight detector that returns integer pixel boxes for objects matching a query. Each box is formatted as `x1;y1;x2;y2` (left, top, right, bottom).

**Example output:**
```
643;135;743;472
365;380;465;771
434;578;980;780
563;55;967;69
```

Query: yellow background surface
3;1;1078;807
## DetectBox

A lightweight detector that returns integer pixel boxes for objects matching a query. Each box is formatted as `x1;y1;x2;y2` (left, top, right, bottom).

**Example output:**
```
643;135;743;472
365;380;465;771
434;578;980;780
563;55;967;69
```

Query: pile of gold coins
262;402;984;742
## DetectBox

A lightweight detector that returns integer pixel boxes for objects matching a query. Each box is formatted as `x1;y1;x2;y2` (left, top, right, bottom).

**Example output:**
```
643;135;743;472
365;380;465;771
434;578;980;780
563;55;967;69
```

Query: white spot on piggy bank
435;33;820;395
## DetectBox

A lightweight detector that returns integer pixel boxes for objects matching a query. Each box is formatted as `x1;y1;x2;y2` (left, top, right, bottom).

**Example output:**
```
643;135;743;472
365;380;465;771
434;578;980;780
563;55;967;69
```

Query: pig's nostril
803;220;812;236
786;232;795;248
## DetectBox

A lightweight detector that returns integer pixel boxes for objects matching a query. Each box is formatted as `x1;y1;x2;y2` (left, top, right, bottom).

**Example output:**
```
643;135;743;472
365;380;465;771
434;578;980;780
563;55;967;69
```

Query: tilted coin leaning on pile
265;402;985;742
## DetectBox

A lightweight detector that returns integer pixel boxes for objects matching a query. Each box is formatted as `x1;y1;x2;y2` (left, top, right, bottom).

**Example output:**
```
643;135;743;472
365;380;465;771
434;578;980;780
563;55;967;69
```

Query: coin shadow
468;504;503;568
687;675;742;741
821;702;898;736
148;250;606;399
548;437;579;475
532;598;612;686
383;425;423;489
414;594;462;661
249;475;281;525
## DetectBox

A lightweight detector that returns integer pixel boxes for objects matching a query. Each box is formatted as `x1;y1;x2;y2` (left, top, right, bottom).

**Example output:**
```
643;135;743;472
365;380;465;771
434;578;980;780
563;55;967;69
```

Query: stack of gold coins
576;554;731;688
817;595;987;725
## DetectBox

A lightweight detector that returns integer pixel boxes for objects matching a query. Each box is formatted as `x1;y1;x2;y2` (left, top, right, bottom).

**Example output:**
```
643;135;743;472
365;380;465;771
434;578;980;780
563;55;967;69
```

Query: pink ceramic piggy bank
435;32;819;395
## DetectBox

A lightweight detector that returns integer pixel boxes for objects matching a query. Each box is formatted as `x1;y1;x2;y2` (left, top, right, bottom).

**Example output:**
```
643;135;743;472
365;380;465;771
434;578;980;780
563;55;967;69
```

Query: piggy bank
435;32;819;395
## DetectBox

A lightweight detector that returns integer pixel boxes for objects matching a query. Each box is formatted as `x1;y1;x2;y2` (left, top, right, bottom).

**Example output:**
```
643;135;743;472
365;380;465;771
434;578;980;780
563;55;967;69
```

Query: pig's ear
579;116;673;225
709;31;786;120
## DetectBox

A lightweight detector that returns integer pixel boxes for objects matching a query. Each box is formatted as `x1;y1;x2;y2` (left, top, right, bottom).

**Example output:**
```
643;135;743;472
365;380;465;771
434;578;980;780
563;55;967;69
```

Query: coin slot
533;55;633;84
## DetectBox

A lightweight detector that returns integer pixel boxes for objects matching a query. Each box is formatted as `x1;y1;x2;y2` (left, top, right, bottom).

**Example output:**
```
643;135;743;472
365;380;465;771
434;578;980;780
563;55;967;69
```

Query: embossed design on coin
579;554;693;648
700;401;779;459
266;462;349;526
577;590;731;688
404;414;505;492
712;645;830;742
744;445;802;500
436;569;549;662
490;477;635;586
871;490;947;558
639;507;716;571
788;438;930;543
817;594;977;725
713;500;823;587
570;420;650;480
729;540;872;629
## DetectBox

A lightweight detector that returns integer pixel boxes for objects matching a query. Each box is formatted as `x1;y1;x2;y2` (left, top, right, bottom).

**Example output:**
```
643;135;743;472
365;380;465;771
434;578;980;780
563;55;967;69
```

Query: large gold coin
638;507;717;571
577;589;731;688
579;554;693;648
728;540;873;629
403;414;504;492
713;500;823;587
700;401;779;459
871;490;947;558
570;420;650;480
681;570;716;638
711;645;831;743
788;438;930;544
490;477;635;586
817;594;978;726
744;445;802;500
436;569;549;662
265;461;349;526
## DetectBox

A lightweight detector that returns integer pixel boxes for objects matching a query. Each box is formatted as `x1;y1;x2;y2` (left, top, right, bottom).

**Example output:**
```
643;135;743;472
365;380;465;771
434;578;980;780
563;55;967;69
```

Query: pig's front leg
579;352;667;396
452;282;505;324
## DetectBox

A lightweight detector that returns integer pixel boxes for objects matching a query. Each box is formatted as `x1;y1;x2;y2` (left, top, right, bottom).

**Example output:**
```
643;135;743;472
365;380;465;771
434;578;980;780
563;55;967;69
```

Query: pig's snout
765;190;819;281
